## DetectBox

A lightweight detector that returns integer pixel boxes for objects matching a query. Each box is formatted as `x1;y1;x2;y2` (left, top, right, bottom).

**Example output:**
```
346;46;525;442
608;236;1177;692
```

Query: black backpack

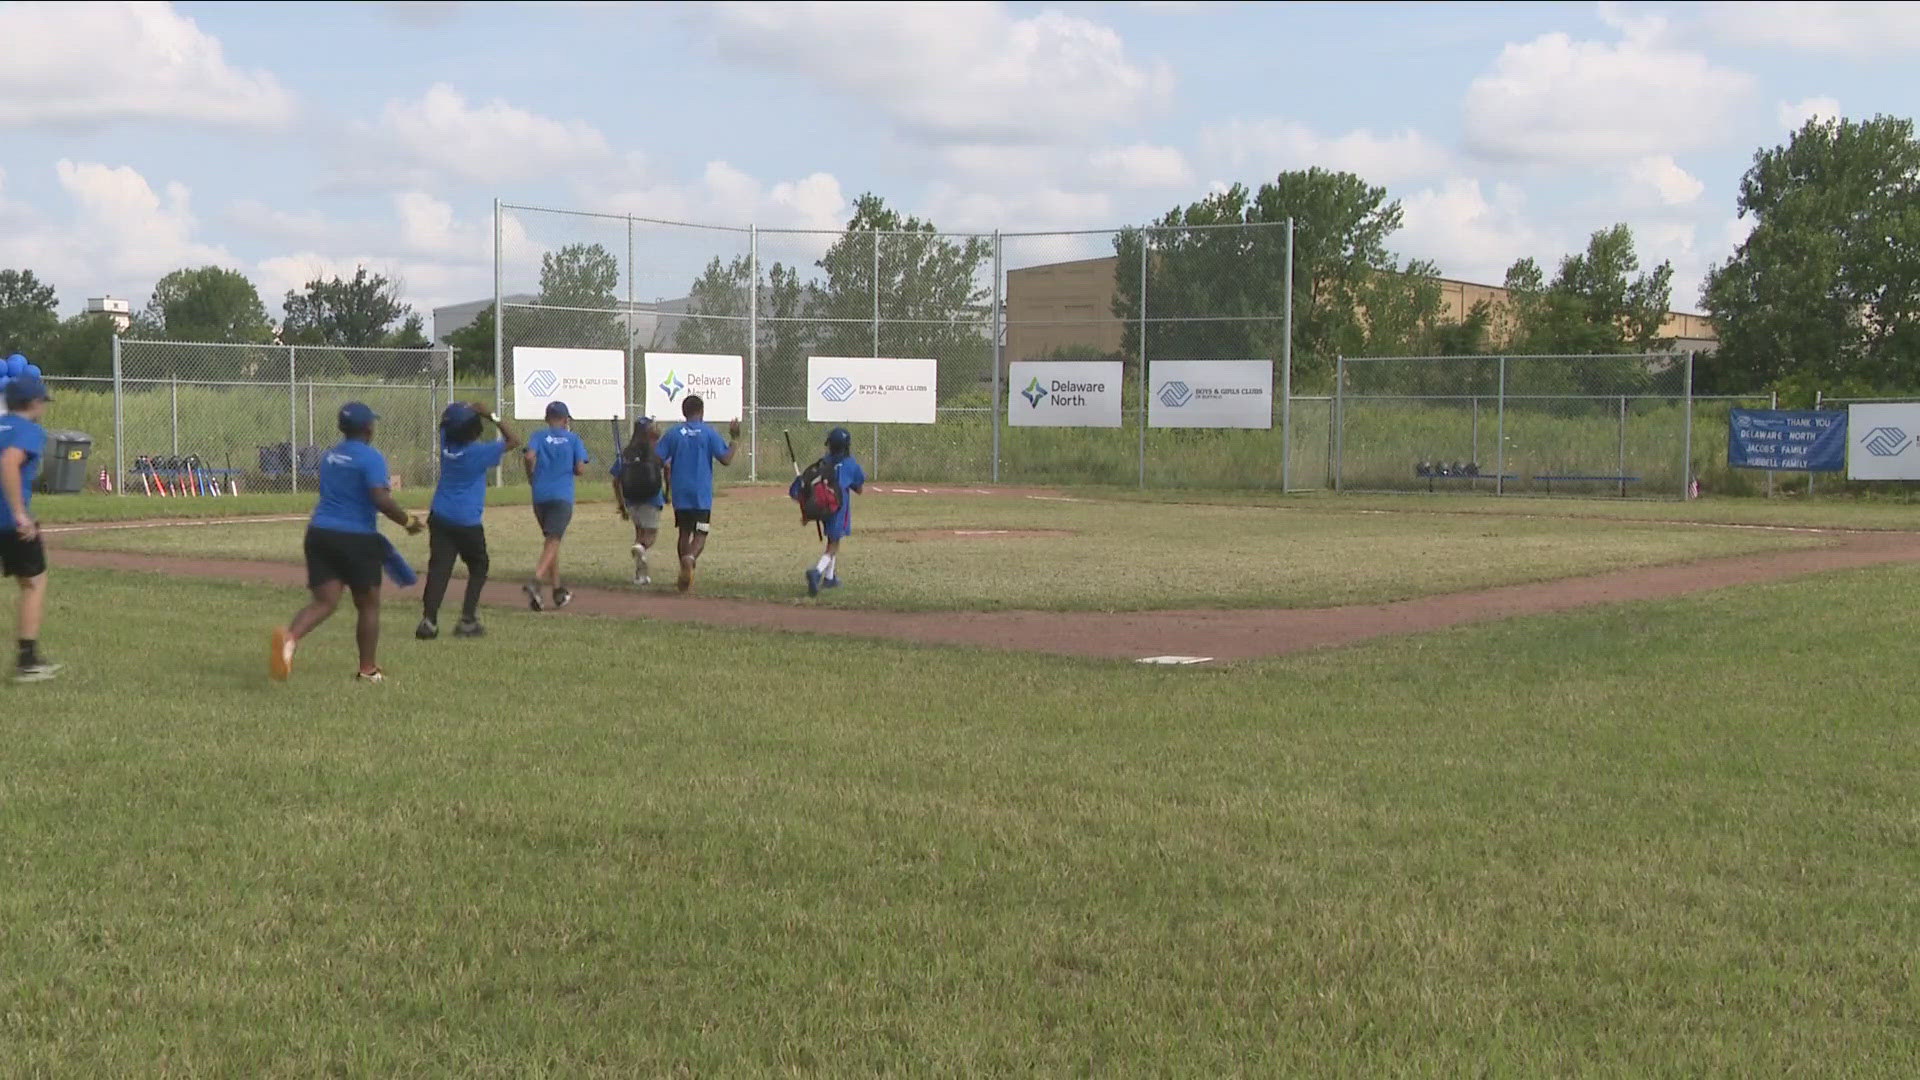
795;457;842;523
619;445;664;503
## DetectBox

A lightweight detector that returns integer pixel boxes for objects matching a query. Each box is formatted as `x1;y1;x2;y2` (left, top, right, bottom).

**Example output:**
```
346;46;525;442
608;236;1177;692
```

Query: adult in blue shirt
0;375;59;682
655;394;739;592
271;402;424;684
791;426;867;597
522;400;589;611
417;401;520;640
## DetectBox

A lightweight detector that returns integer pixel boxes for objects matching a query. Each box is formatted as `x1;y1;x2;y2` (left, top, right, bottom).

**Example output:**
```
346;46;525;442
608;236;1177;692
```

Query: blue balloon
23;365;40;379
4;356;23;378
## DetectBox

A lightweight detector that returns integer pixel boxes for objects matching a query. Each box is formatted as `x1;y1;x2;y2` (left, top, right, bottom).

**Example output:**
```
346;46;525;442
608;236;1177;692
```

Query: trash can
37;431;93;494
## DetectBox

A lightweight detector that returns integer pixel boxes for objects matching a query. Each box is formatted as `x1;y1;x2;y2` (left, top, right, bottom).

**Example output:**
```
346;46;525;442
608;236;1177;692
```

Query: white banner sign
807;357;938;424
1847;403;1920;480
645;352;743;422
512;347;626;421
1008;360;1124;428
1147;360;1273;429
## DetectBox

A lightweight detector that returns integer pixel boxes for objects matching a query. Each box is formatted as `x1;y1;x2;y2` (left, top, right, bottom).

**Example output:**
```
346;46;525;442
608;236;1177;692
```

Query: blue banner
1728;409;1847;471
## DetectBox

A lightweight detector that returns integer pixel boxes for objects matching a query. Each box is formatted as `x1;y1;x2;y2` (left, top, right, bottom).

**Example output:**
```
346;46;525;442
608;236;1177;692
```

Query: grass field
48;489;1825;611
5;562;1919;1074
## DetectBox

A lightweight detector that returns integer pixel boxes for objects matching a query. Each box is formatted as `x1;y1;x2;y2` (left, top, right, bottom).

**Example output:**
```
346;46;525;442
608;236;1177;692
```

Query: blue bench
1419;473;1516;493
1535;474;1641;496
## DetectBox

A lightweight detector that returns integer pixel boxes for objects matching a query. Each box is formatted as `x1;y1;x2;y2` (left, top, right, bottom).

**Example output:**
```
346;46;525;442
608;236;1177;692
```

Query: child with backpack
610;417;665;585
789;426;866;597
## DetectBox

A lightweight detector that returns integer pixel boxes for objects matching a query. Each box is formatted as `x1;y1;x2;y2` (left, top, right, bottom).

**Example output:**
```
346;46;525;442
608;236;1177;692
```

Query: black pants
422;514;490;623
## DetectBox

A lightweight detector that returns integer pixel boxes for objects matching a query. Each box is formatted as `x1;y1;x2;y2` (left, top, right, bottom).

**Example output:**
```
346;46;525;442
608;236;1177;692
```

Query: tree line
4;113;1912;400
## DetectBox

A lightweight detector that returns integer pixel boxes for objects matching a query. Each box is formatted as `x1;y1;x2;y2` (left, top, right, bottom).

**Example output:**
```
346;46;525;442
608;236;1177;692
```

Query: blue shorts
824;518;852;542
533;500;573;539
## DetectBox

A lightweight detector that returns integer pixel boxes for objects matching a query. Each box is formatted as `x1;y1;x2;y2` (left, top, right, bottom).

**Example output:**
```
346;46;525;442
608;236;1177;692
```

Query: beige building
1005;256;1718;362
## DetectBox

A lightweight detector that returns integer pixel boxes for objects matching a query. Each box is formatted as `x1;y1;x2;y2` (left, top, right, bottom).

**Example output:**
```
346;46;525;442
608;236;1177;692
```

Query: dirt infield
50;531;1920;662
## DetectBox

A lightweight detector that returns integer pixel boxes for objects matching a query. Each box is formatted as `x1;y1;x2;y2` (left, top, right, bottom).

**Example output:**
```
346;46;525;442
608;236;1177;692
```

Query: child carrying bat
789;426;865;598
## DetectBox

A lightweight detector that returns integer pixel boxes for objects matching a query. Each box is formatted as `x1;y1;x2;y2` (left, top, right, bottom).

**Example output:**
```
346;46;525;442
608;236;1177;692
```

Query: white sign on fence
1008;360;1124;427
512;347;626;421
1847;403;1920;480
807;357;938;424
644;352;742;422
1147;360;1273;429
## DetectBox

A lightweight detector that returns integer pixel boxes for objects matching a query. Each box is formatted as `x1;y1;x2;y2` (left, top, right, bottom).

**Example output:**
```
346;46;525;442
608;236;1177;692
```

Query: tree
1501;224;1674;357
814;194;992;398
144;266;273;343
1112;169;1442;391
673;255;812;404
535;242;627;351
1702;115;1920;394
282;267;415;348
0;269;59;358
442;303;497;379
36;312;119;378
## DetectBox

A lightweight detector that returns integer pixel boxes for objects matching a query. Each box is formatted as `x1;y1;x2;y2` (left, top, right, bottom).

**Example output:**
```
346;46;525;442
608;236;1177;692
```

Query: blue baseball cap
338;401;379;432
4;374;51;408
546;400;572;420
440;402;477;429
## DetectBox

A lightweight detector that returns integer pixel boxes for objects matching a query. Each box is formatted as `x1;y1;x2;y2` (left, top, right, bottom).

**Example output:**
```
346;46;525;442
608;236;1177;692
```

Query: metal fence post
1137;230;1148;488
170;374;179;457
626;213;636;437
492;197;505;487
871;228;880;480
111;334;123;494
748;223;759;482
1333;355;1345;491
991;229;1002;484
1471;396;1480;475
288;344;299;494
1681;350;1695;500
1768;390;1777;499
1281;216;1294;492
1618;395;1627;497
1811;390;1822;497
1495;356;1507;496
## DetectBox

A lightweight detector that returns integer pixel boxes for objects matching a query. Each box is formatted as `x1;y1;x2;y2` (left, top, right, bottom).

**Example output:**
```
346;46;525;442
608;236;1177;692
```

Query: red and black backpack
796;457;842;523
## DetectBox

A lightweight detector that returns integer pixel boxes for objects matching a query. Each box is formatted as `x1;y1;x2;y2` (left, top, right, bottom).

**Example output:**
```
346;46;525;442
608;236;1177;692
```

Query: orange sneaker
269;627;295;682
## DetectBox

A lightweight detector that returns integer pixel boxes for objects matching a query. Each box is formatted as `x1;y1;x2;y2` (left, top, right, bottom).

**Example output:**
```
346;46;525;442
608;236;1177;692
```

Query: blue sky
2;0;1915;329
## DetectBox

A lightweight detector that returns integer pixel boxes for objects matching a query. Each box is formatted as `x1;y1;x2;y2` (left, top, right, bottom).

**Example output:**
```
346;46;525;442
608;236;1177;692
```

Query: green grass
52;491;1823;611
4;566;1919;1074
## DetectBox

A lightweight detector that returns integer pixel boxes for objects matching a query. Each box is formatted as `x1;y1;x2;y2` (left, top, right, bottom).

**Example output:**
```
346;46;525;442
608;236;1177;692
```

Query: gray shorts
533;500;574;539
625;503;662;530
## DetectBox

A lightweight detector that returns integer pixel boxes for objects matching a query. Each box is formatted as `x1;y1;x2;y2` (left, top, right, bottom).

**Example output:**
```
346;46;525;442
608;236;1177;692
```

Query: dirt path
49;532;1920;662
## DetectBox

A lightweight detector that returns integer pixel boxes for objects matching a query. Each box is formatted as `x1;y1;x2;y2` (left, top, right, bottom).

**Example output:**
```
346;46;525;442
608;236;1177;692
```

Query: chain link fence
92;340;456;494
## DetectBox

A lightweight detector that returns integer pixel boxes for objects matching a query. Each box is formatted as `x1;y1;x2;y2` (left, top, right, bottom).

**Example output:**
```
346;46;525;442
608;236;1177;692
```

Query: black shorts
0;532;46;579
674;508;712;532
304;527;385;590
427;514;489;567
533;500;574;539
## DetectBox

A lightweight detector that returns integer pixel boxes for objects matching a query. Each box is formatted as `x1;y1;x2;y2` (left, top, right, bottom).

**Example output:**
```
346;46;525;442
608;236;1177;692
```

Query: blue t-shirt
527;426;589;505
610;455;666;509
788;453;866;536
310;438;391;534
0;413;46;529
431;437;508;527
657;421;730;510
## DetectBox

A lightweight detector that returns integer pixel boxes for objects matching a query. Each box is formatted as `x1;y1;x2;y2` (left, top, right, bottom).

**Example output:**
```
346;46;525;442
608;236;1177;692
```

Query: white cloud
226;201;335;247
0;1;292;128
918;182;1113;234
1463;17;1754;164
1396;179;1554;285
1625;155;1705;205
1088;144;1195;188
1778;95;1841;129
703;3;1172;144
1199;120;1453;183
1703;2;1920;54
355;84;610;183
593;158;848;231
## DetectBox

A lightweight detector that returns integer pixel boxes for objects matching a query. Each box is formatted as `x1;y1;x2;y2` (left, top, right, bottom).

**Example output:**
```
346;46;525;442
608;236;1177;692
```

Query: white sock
814;553;832;575
826;555;838;579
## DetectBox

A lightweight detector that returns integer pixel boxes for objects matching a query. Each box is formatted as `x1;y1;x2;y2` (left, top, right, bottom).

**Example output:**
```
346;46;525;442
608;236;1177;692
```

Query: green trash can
36;431;93;494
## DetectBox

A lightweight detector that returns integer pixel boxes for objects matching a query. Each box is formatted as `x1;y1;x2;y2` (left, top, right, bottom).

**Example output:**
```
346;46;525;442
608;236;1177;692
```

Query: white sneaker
631;544;649;586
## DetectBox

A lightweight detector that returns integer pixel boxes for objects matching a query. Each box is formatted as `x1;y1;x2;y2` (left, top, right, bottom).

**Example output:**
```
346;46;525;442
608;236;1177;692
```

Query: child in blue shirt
418;402;519;639
791;426;867;597
609;417;666;585
0;375;58;682
655;395;739;593
522;400;589;611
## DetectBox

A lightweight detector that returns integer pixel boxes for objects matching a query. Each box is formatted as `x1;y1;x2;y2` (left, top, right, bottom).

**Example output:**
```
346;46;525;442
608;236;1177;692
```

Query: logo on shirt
1021;376;1047;408
1157;381;1193;408
818;377;856;403
1862;426;1912;457
659;370;685;401
524;369;559;397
